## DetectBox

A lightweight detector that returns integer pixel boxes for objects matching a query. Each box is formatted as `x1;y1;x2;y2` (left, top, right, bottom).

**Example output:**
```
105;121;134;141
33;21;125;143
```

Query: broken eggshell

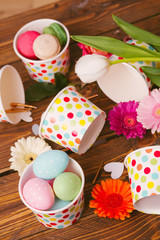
0;65;32;124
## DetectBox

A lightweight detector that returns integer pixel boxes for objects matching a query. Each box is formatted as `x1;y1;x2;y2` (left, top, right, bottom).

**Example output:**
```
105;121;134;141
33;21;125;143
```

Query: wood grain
0;0;160;239
0;0;57;20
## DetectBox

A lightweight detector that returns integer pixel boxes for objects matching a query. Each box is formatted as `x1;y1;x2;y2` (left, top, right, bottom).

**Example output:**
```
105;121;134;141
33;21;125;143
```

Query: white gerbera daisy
9;136;52;176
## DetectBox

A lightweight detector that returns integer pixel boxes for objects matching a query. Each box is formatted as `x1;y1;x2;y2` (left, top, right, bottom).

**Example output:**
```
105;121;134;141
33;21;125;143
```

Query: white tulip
75;54;109;83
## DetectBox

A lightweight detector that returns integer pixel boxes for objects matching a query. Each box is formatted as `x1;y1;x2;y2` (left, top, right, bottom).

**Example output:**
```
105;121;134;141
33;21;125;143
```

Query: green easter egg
53;172;82;201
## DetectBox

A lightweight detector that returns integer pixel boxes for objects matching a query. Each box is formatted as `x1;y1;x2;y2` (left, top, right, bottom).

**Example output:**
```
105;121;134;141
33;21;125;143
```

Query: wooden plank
1;95;157;172
0;1;160;239
17;214;160;240
0;133;159;239
0;1;160;66
0;0;159;40
0;14;160;66
0;0;57;20
1;184;160;240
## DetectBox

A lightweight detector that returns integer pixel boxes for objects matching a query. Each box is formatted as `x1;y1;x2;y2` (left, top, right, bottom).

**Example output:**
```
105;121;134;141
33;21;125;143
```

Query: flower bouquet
71;15;160;138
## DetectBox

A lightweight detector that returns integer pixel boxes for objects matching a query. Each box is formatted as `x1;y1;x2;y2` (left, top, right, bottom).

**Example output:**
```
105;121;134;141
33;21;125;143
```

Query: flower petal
9;137;52;176
89;179;134;220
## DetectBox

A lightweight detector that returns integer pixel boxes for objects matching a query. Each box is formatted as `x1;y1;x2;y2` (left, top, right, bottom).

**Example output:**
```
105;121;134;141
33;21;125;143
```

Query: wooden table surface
1;0;160;239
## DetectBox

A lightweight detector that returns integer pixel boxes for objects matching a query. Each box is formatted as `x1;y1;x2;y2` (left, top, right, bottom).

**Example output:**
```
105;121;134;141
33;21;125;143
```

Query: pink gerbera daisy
137;88;160;134
108;101;146;139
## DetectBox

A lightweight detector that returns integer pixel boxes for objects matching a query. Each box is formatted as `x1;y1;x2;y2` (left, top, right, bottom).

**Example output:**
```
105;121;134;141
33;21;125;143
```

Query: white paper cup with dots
0;65;32;124
124;145;160;214
13;19;70;83
19;156;85;229
39;86;106;154
97;39;158;103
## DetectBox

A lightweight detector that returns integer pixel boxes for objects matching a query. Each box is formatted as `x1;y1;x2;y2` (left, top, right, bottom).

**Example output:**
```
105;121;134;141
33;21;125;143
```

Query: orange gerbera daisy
89;179;134;220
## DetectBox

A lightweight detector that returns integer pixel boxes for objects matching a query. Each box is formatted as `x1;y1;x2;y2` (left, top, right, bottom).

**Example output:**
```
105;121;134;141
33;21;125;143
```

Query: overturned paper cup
13;19;70;83
39;86;106;154
97;40;157;103
124;145;160;214
19;157;85;229
0;65;32;124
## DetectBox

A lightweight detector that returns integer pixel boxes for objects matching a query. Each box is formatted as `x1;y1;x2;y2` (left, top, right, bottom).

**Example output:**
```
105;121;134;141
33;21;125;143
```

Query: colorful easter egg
33;150;69;180
53;172;82;201
23;178;55;210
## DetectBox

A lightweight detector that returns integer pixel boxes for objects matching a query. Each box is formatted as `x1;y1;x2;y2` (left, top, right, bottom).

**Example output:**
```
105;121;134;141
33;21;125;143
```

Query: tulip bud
75;54;109;83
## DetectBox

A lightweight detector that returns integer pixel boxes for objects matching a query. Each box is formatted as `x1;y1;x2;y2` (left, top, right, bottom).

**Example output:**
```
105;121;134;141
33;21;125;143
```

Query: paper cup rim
0;65;25;124
134;194;160;214
39;86;76;138
124;145;160;167
124;145;160;214
39;86;106;154
13;18;70;64
97;62;149;103
77;111;106;154
115;62;150;89
0;65;11;123
19;156;85;214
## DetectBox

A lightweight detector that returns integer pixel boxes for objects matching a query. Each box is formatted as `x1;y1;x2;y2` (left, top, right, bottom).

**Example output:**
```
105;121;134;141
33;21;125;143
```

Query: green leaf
141;66;160;87
55;72;68;91
25;82;57;102
25;73;68;102
71;35;159;58
112;15;160;52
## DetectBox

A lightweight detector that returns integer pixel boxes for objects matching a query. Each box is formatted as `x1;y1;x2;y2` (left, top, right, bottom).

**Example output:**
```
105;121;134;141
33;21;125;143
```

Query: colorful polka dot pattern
124;146;160;206
23;48;70;83
40;87;105;153
34;192;84;229
109;39;158;90
0;109;8;123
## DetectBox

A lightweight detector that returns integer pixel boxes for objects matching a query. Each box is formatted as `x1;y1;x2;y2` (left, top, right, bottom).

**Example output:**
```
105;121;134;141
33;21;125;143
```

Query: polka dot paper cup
110;39;157;90
0;65;32;124
19;157;85;229
13;19;70;83
124;146;160;214
39;86;106;154
97;39;158;103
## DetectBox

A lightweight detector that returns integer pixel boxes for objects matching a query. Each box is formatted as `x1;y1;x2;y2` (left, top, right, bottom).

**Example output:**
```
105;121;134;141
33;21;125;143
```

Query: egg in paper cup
97;39;157;103
39;86;106;154
13;19;70;83
19;157;85;229
124;145;160;214
0;65;32;124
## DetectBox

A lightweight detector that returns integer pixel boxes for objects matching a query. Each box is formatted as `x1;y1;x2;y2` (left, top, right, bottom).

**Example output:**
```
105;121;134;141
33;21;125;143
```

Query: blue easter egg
33;150;69;180
49;196;71;211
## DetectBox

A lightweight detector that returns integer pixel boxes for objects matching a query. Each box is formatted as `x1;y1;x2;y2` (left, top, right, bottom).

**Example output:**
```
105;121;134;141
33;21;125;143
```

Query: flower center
123;115;136;129
25;153;37;164
105;193;123;208
153;105;160;118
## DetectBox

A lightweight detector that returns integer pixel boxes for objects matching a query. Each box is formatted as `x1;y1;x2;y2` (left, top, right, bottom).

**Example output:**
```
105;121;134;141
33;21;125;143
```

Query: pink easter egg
23;178;55;210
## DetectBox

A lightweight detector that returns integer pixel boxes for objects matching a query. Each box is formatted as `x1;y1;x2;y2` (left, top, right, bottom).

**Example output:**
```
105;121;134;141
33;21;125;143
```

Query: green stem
110;57;160;65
